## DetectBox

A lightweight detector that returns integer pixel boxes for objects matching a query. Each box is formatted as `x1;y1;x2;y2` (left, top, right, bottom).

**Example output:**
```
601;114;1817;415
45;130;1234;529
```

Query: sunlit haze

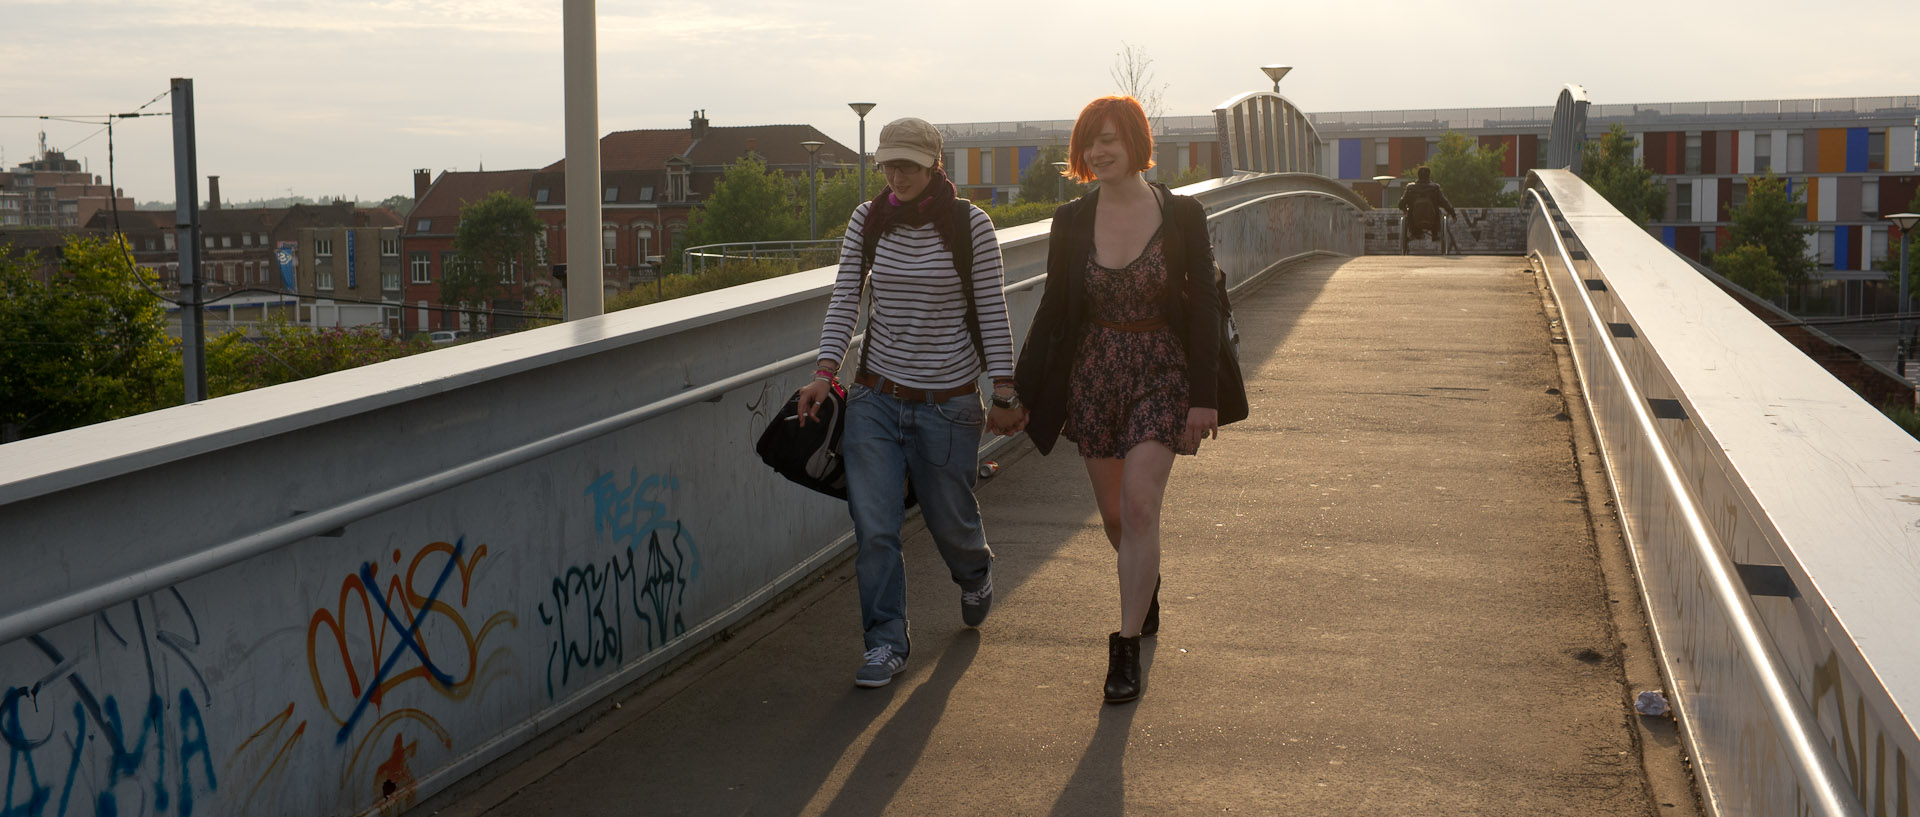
5;0;1913;204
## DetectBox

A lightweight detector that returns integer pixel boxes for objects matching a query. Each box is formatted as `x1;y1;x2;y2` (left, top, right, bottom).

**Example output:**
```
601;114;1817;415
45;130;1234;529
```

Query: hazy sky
5;0;1914;205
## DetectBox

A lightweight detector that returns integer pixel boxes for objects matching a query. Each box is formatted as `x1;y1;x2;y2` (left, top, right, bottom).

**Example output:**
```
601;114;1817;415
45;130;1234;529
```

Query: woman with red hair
1014;95;1225;704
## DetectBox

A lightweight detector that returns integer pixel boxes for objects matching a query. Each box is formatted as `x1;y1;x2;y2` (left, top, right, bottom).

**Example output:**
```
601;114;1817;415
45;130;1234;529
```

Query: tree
448;191;543;329
1711;243;1786;300
1110;42;1167;123
204;319;430;398
377;194;415;217
1017;145;1091;204
1578;124;1668;226
1412;132;1520;207
676;155;807;272
813;168;866;240
1728;173;1814;287
0;236;177;440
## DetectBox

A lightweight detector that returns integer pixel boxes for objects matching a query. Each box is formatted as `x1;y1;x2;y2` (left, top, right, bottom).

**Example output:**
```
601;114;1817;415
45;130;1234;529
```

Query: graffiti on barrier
539;469;700;698
1811;650;1914;817
228;538;515;815
2;589;218;817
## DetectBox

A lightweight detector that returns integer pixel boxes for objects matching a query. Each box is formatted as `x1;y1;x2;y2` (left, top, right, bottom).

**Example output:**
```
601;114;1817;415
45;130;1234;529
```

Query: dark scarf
867;168;960;253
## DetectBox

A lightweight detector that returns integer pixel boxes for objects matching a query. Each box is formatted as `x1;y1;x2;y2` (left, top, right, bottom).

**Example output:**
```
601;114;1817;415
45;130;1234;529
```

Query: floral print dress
1062;225;1197;459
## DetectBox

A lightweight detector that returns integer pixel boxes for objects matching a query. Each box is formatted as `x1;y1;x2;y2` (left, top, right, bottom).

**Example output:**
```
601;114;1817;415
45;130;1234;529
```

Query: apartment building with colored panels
935;116;1224;204
1311;96;1920;277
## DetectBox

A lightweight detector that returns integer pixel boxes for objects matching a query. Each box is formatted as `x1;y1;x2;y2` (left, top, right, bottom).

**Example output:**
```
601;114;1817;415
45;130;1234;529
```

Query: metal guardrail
1527;168;1919;817
680;238;843;276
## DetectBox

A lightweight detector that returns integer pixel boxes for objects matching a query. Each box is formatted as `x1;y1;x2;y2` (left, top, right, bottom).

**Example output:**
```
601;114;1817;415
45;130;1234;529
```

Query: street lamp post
1260;64;1292;93
802;140;824;240
1888;212;1919;375
1052;160;1069;201
849;103;876;201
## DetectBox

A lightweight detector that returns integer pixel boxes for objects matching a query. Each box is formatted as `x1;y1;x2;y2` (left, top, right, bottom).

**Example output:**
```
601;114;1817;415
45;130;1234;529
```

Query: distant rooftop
937;96;1920;141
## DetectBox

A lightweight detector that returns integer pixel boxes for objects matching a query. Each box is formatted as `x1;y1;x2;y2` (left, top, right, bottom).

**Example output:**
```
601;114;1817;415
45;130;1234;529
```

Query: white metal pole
563;0;603;320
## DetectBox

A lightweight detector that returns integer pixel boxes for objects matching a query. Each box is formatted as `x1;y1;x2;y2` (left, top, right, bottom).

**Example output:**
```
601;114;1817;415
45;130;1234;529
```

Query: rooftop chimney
691;109;709;140
207;175;221;210
414;168;432;201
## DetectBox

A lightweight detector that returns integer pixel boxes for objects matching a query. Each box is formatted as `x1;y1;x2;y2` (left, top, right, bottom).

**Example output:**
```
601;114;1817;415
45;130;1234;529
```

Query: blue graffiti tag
5;593;216;817
537;471;697;698
335;538;465;745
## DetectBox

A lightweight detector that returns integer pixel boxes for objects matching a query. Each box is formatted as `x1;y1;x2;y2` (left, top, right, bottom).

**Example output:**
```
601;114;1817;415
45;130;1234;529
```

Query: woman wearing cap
795;117;1025;688
1014;96;1223;704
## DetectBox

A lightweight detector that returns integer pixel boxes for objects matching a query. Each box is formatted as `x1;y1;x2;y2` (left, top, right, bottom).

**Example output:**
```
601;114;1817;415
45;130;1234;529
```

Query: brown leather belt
855;371;978;403
1090;316;1169;332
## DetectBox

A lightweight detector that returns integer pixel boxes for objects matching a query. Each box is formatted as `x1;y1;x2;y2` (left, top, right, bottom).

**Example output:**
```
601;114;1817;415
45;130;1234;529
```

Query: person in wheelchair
1397;166;1457;254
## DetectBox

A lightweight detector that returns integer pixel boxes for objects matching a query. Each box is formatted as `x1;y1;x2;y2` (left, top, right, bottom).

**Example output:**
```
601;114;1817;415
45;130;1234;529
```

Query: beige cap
873;117;941;168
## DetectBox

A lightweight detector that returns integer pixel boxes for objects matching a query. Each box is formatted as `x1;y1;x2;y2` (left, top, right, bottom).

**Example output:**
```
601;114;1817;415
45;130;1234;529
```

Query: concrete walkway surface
425;255;1695;817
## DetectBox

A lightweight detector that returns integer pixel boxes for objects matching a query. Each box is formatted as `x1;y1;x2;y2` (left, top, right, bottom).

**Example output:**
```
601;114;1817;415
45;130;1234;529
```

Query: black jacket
1014;183;1221;455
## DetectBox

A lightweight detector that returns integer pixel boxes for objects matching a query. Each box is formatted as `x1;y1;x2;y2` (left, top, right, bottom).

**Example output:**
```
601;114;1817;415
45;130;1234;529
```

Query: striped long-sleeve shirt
818;200;1015;389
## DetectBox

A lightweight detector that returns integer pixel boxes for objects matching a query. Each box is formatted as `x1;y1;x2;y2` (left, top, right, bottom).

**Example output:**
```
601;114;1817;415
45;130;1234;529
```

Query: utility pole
171;78;206;402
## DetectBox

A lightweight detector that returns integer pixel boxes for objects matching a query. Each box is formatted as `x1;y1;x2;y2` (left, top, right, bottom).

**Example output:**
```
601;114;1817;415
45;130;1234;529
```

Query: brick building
533;110;856;285
400;168;540;335
1;144;134;228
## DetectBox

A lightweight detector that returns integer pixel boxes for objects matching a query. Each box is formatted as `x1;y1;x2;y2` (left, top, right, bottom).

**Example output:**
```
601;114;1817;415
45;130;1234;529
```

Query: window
164;233;175;251
499;261;516;284
536;188;550;203
410;252;430;283
1698;231;1715;255
1786;132;1804;173
441;252;460;282
604;187;619;202
203;236;213;248
1863;179;1879;218
1869;130;1887;172
259;233;268;245
1731;181;1747;211
1684;134;1701;175
221;236;231;248
317;267;334;290
637;225;653;262
383;268;401;291
639;186;654;201
315;238;333;257
243;234;253;247
381;238;398;256
668;165;690;201
603;226;617;265
1676;183;1692;221
416;218;432;232
1753;133;1772;173
1374;139;1389;176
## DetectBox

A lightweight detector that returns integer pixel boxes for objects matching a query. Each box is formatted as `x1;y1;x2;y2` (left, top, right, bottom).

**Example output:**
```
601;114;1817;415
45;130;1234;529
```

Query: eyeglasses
877;161;925;176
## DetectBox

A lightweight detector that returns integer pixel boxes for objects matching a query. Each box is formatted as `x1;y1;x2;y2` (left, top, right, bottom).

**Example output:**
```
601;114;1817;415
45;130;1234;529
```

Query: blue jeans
842;383;995;657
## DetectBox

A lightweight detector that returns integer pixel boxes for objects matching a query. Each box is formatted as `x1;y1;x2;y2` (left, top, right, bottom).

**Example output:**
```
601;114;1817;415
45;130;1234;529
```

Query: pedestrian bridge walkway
430;254;1673;816
2;170;1916;817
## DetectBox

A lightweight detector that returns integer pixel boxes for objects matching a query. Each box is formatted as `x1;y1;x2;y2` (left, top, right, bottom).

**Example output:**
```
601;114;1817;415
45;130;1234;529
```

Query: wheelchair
1399;209;1458;255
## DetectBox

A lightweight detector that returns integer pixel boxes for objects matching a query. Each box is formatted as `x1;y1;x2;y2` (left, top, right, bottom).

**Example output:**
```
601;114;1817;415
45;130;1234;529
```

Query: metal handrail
680;239;841;275
0;248;1057;646
1527;185;1866;817
1;179;1355;648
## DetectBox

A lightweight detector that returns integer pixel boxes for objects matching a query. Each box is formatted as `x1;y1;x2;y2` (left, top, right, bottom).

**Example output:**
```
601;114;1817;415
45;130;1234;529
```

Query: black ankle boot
1141;576;1161;637
1104;632;1142;704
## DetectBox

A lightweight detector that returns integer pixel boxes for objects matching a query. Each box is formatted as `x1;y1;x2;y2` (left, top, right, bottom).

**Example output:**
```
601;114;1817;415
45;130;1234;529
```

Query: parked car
427;330;474;345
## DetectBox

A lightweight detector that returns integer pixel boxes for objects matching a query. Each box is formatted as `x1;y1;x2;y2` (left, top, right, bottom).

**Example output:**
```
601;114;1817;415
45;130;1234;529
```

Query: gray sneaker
854;646;906;688
960;573;993;627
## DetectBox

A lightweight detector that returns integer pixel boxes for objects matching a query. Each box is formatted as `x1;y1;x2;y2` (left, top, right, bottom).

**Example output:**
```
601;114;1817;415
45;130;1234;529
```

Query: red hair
1066;96;1155;183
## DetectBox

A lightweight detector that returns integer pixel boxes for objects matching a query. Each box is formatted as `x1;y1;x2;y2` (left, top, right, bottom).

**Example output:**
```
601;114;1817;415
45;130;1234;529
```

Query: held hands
1182;407;1220;449
987;405;1029;436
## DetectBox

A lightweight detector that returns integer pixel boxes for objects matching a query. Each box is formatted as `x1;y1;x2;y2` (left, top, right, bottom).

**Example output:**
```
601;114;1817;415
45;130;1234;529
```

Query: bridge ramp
436;255;1680;816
